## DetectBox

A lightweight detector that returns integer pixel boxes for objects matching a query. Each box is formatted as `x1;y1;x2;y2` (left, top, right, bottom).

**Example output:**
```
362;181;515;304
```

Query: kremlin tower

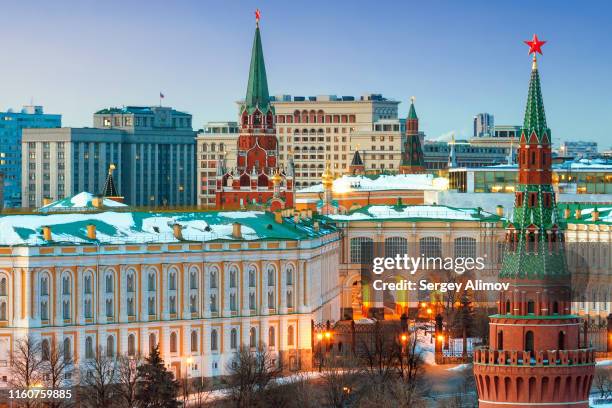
215;10;294;211
399;97;426;174
473;35;595;407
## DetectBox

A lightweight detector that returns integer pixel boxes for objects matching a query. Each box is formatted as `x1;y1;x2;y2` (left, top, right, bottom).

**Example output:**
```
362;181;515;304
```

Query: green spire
408;98;418;120
244;25;272;114
522;57;549;141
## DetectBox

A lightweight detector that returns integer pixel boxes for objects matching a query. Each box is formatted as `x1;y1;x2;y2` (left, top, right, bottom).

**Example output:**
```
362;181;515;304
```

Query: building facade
0;106;61;208
22;106;195;208
0;203;340;384
423;140;510;170
473;113;494;138
196;98;405;206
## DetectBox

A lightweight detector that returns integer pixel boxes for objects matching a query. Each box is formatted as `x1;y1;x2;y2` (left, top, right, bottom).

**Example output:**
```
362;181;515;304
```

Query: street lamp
184;356;193;404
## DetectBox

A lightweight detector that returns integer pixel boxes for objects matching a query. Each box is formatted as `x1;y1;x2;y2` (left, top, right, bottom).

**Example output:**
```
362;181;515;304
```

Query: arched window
287;290;293;309
0;302;6;320
41;339;50;361
85;336;94;359
210;269;218;289
190;271;198;290
525;331;534;353
62;276;71;295
553;301;559;314
267;266;275;286
0;277;6;296
287;325;294;347
497;330;503;350
558;331;565;350
286;266;293;286
505;300;511;314
350;237;374;263
527;300;535;314
148;272;156;291
149;333;156;352
249;267;256;288
419;237;442;259
230;329;238;350
40;276;49;296
249;327;257;348
106;336;115;357
229;268;237;288
84;275;92;294
105;274;113;293
168;271;177;291
63;338;71;362
170;332;178;353
63;300;71;319
191;330;198;352
385;237;408;258
128;334;136;356
127;273;135;292
454;237;477;259
268;327;275;348
211;330;218;351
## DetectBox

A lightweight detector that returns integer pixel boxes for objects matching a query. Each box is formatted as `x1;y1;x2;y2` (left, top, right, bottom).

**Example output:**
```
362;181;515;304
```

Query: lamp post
184;356;193;404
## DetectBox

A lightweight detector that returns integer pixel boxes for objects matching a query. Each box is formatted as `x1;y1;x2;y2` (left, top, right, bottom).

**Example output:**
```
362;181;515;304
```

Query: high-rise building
0;105;61;208
214;16;294;210
22;106;195;208
473;113;494;138
559;141;598;159
473;40;594;407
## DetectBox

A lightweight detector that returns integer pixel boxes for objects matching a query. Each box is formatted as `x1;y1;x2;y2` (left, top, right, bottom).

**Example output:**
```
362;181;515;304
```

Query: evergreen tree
136;345;180;408
451;292;476;356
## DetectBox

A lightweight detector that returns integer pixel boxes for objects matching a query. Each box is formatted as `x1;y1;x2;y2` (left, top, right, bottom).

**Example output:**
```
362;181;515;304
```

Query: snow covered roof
297;173;448;194
325;204;501;222
0;210;336;246
459;158;612;171
558;203;612;225
39;192;126;213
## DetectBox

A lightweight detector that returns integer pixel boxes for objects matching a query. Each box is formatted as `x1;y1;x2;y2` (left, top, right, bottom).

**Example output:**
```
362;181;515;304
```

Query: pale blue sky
1;0;611;147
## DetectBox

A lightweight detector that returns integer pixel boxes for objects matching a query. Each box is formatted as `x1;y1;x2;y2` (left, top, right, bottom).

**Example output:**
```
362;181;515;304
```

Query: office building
22;106;195;208
473;113;494;137
560;141;598;159
0;106;61;207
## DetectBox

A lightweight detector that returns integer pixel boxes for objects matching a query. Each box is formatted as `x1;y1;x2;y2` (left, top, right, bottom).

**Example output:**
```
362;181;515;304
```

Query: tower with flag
215;10;294;210
473;35;594;407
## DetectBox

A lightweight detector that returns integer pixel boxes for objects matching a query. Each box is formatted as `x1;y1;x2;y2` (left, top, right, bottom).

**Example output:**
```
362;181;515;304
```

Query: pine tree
136;345;180;408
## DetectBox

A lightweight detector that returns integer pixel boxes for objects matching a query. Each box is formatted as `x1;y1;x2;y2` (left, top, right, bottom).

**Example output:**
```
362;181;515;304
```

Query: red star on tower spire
255;9;261;26
524;34;546;55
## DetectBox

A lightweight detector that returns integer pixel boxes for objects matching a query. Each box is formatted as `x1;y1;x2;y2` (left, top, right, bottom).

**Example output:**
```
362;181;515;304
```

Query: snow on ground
414;327;436;365
596;360;612;367
328;205;493;222
590;396;612;407
446;363;472;372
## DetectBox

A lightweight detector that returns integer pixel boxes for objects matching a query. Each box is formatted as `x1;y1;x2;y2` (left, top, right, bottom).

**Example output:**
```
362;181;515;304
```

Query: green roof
324;204;501;223
408;100;418;120
522;62;549;142
0;210;337;246
243;25;273;115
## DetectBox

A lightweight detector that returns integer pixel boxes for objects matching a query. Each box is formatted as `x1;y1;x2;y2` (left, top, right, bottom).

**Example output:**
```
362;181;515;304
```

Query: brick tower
399;97;426;174
473;35;595;407
215;11;294;211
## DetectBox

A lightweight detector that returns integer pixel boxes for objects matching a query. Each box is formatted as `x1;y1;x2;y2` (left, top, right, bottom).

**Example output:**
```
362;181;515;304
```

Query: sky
1;0;611;147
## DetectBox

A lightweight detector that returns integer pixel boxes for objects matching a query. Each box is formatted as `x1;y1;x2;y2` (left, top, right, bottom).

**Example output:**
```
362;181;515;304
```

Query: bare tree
40;341;71;408
225;344;281;408
116;354;141;408
357;321;398;381
595;367;612;399
189;377;213;408
9;336;44;408
320;357;360;408
78;347;118;408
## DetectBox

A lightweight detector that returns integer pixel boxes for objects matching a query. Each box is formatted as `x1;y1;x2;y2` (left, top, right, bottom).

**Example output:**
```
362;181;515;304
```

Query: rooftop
325;204;501;222
95;106;191;116
558;203;612;225
0;207;336;247
39;192;126;213
297;173;448;194
450;159;612;172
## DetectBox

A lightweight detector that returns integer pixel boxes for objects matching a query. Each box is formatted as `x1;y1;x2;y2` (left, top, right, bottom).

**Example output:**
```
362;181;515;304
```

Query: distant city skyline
1;0;611;146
